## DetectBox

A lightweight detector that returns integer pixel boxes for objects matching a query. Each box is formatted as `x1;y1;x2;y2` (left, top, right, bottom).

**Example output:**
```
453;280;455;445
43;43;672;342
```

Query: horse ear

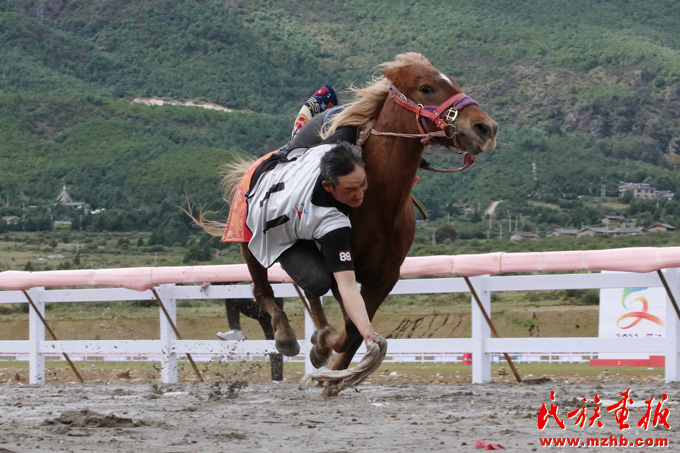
380;66;408;86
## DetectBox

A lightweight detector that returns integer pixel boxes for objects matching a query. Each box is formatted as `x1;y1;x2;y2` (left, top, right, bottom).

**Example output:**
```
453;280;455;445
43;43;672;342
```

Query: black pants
224;297;284;381
278;240;334;298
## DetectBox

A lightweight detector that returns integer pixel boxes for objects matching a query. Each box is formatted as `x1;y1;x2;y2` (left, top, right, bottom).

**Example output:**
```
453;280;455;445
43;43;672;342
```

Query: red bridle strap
370;83;480;173
388;84;477;131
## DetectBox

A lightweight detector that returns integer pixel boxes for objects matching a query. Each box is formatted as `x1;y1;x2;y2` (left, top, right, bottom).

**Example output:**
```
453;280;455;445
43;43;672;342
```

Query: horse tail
183;155;256;238
219;155;255;201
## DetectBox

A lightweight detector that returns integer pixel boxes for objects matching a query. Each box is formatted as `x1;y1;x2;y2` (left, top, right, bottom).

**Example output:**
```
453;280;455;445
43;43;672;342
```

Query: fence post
28;287;45;385
158;284;178;384
470;275;492;383
664;268;680;383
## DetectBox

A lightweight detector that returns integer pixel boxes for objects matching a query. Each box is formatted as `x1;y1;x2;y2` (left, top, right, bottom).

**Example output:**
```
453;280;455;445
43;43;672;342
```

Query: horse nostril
473;121;494;140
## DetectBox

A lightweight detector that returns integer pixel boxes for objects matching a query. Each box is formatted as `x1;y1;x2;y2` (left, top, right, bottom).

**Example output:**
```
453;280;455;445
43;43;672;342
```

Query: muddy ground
1;377;678;453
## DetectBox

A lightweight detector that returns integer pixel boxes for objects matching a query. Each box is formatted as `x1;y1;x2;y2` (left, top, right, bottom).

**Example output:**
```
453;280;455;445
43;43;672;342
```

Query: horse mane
321;52;432;145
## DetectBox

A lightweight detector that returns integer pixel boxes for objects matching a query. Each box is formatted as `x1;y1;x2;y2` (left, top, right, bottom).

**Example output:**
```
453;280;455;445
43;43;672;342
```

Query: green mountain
1;0;680;237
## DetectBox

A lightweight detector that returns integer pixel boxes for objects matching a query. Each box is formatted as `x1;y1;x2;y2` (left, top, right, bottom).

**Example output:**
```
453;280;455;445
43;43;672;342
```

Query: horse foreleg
241;244;300;356
328;282;392;370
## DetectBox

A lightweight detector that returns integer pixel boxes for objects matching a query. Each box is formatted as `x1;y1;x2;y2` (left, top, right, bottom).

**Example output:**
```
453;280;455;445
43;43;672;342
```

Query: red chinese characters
606;388;634;430
538;389;671;431
567;394;603;428
638;394;671;430
538;391;565;430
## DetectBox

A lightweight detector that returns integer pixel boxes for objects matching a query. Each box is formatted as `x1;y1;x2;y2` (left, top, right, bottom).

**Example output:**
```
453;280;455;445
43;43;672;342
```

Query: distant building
648;223;676;232
2;215;20;225
602;215;625;226
510;231;539;240
577;227;612;238
56;186;73;204
578;226;649;237
546;223;672;239
619;182;674;200
547;228;579;238
619;183;654;199
56;186;91;213
454;203;475;214
611;226;647;236
655;190;675;200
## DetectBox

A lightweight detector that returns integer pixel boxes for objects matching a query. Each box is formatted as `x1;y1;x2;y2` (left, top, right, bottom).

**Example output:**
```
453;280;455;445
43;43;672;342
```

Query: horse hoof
275;339;300;357
310;345;331;368
311;325;336;346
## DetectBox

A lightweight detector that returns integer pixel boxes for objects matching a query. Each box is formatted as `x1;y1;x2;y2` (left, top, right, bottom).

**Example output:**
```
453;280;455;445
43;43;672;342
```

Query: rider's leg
278;240;333;298
226;299;242;331
291;84;338;138
216;298;246;341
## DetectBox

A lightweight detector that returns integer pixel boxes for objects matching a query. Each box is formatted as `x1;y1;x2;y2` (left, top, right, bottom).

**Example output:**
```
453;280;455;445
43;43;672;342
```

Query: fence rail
2;267;679;384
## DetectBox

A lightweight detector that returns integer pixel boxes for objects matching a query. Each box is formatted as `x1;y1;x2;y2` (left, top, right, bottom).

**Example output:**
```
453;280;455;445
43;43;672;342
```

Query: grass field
0;360;663;386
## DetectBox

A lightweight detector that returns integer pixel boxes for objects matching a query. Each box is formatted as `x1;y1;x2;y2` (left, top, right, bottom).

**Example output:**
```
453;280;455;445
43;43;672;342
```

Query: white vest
246;144;351;268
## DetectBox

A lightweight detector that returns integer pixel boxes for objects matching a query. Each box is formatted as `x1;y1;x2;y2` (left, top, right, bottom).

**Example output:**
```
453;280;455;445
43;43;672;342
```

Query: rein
371;83;479;173
419;152;476;174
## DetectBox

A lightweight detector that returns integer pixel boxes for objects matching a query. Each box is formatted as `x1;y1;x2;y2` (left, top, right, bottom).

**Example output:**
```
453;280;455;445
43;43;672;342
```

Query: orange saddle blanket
221;151;277;244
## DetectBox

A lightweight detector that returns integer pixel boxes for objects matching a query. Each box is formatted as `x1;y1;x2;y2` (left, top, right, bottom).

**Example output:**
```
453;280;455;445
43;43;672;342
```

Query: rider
227;84;379;346
244;140;379;344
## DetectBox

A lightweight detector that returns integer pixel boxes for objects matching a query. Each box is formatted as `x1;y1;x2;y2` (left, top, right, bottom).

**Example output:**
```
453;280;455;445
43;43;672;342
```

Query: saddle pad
221;151;277;243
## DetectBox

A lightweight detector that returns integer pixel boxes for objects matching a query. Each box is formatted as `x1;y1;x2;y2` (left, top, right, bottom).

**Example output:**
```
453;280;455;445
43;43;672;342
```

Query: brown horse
225;53;497;372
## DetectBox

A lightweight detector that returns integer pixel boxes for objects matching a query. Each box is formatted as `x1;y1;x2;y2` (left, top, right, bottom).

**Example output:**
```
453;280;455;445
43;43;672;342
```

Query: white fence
1;269;679;385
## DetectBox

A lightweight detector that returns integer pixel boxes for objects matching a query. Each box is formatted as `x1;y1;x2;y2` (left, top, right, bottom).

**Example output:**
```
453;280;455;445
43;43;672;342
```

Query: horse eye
420;85;433;95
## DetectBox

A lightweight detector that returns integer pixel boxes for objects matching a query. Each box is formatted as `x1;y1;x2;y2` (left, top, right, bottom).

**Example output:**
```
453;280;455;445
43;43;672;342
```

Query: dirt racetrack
1;378;678;452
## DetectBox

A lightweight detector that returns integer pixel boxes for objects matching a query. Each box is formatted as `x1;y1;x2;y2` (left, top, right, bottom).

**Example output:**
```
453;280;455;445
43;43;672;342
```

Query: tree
183;241;212;263
621;190;634;204
435;223;458;243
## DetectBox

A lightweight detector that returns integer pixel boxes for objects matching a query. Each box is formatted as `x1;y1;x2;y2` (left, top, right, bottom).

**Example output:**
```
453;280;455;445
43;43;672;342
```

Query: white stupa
56;185;74;204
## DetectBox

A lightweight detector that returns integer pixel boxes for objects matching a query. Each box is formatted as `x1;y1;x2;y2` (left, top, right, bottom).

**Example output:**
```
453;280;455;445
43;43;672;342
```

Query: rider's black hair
319;141;364;187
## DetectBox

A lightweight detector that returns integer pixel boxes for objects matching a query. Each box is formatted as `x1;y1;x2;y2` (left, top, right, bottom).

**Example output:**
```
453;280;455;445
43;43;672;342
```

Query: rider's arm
333;270;380;343
318;228;379;343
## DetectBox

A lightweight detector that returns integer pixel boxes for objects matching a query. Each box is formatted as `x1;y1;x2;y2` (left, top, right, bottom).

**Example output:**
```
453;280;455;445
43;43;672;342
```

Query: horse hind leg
241;244;299;356
300;290;337;368
279;241;340;366
300;276;357;368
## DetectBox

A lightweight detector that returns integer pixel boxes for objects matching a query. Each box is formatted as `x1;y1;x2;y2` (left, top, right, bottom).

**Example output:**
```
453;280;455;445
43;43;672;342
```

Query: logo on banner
616;287;665;329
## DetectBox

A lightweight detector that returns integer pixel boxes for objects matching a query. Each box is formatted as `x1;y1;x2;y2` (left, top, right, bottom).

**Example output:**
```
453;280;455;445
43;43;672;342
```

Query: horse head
379;53;497;158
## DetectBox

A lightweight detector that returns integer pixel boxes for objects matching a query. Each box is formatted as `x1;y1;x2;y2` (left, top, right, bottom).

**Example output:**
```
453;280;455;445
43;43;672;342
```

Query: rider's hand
362;329;381;344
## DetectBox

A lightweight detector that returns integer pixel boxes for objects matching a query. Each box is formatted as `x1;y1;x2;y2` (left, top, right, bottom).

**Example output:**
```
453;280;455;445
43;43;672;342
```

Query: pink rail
2;247;680;292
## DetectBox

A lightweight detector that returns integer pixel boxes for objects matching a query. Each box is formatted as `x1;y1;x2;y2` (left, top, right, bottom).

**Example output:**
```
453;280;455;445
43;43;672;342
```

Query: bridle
371;83;479;173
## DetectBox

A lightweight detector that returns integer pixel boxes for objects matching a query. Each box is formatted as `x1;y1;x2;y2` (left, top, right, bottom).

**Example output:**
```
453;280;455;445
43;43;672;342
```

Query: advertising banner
599;273;666;360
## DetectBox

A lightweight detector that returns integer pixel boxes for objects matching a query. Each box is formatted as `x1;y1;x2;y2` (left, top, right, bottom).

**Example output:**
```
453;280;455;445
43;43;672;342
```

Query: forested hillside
1;0;680;242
